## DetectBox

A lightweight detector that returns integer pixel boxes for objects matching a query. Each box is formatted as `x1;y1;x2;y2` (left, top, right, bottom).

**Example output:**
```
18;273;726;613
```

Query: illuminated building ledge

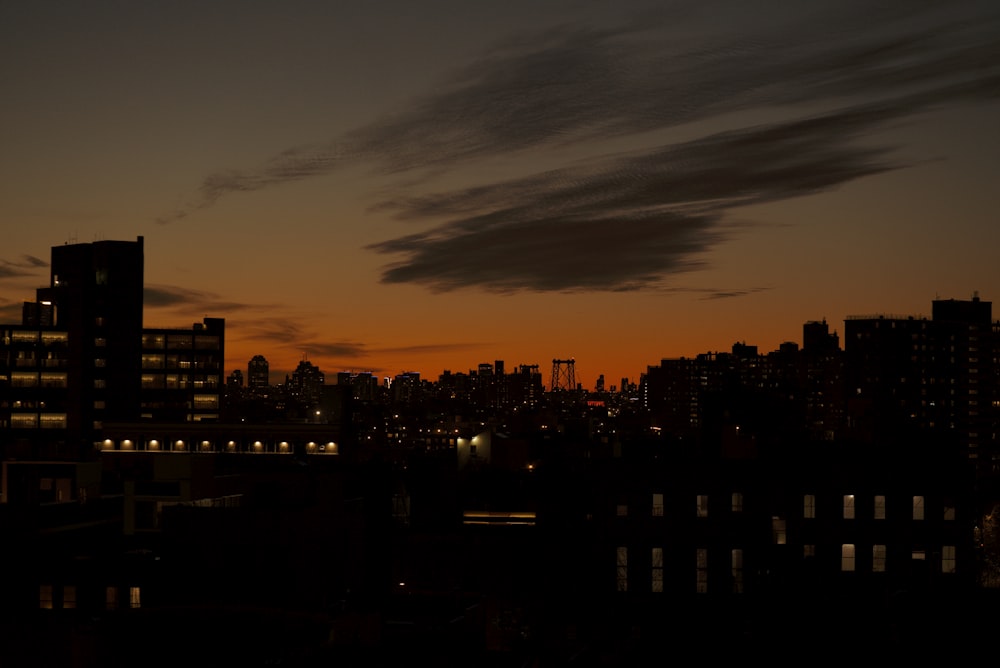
97;422;340;455
462;510;536;526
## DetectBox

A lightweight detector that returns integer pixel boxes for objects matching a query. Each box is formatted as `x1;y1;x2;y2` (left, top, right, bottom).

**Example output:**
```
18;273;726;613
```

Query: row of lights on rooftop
99;439;337;453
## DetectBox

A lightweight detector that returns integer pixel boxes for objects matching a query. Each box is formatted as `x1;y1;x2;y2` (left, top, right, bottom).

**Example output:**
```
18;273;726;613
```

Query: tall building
0;237;225;484
288;358;325;408
1;237;145;459
247;355;270;397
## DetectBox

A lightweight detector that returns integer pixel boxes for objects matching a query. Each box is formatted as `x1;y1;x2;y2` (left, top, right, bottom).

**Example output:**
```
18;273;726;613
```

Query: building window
913;496;925;521
804;544;816;558
39;585;53;609
129;586;141;609
732;492;743;513
652;493;664;517
873;545;887;572
616;504;628;517
843;494;855;520
874;495;886;520
63;585;76;609
731;549;744;593
106;586;118;611
942;546;956;574
696;495;709;518
772;517;786;545
696;549;708;593
651;548;663;593
842;544;856;572
39;413;67;429
804;494;816;519
616;547;628;592
944;504;956;521
11;414;38;429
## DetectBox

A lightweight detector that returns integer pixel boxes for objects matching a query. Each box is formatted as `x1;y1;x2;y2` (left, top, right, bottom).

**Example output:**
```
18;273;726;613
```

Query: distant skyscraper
247;355;270;397
289;359;325;407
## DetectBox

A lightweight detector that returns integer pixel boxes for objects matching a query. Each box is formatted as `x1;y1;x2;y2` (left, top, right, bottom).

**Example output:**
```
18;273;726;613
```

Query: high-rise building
1;237;145;459
289;359;325;408
0;236;225;465
247;355;270;397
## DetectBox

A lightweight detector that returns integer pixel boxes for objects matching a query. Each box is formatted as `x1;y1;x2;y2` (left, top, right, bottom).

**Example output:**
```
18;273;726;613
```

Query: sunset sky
2;0;999;388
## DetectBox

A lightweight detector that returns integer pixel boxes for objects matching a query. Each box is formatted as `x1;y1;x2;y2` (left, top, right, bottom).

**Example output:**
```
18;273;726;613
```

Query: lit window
874;495;886;520
772;517;786;545
616;504;628;517
913;496;925;521
616;547;628;592
651;548;663;593
106;586;118;611
63;585;76;609
803;494;815;519
731;549;744;593
39;585;53;609
804;544;816;558
39;413;67;429
129;586;141;609
652;493;664;517
696;549;708;593
842;544;856;572
696;495;709;518
843;494;855;520
873;545;886;572
732;492;743;513
944;504;956;521
942;546;956;574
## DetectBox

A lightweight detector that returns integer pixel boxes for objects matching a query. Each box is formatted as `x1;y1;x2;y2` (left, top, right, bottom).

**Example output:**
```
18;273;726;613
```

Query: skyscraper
247;355;270;397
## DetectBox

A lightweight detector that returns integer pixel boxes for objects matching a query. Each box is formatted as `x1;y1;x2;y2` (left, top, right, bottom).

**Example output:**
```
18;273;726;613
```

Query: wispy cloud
143;284;264;313
159;2;1000;292
0;254;48;280
368;104;904;292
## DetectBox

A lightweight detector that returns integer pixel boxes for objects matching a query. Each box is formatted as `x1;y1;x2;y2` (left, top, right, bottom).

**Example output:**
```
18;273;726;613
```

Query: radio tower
551;358;576;391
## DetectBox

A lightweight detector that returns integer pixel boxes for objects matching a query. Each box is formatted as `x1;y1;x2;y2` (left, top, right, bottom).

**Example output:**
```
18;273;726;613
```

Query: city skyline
2;1;999;386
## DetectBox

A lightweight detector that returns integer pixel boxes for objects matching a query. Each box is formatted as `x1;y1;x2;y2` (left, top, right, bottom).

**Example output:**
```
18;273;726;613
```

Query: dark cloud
0;300;23;321
0;254;48;279
159;2;1000;291
143;284;260;312
367;103;903;292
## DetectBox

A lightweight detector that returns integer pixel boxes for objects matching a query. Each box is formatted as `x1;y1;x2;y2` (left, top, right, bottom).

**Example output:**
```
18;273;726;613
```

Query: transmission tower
551;358;576;391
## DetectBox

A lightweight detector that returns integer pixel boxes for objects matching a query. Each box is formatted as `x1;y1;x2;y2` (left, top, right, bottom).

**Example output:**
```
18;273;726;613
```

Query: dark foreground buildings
1;237;999;665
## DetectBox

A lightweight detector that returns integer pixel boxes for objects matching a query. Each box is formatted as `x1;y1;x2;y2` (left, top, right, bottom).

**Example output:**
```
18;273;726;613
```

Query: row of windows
39;584;140;610
140;375;221;390
616;544;956;593
630;493;953;521
141;334;221;350
9;372;67;388
10;414;67;429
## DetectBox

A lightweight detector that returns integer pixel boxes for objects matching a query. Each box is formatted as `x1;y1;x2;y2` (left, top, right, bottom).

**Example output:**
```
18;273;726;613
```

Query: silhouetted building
287;358;325;409
246;354;270;397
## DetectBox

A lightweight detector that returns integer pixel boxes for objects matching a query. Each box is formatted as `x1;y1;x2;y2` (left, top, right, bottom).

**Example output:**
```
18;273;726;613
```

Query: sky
2;0;999;389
